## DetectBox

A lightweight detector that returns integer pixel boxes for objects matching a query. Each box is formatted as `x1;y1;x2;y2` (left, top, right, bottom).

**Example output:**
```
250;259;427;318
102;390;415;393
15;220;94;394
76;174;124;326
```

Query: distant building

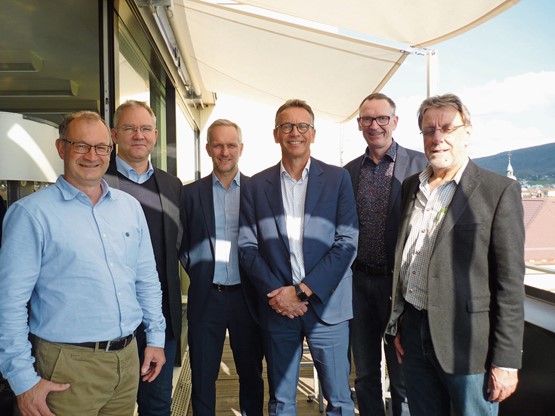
522;198;555;265
507;152;516;180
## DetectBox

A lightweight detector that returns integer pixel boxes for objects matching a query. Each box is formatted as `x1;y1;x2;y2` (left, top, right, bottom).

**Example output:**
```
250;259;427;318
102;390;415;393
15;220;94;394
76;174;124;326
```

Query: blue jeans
401;303;498;416
264;308;354;416
351;270;409;416
136;324;178;416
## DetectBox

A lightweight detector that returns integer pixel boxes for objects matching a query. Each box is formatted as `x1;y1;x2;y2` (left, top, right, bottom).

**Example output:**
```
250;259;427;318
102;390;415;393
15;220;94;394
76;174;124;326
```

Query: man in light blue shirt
0;111;166;416
180;119;264;415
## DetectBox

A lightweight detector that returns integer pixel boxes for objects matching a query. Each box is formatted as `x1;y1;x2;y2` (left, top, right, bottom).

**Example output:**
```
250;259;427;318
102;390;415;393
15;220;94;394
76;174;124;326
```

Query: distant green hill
474;142;555;180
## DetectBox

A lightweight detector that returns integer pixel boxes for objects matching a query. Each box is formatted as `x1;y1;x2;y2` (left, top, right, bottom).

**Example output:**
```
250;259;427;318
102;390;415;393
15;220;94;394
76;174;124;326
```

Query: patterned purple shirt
355;141;397;266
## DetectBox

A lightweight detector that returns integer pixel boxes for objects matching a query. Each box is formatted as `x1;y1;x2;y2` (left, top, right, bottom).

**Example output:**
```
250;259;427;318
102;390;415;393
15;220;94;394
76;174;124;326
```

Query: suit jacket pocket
466;296;490;313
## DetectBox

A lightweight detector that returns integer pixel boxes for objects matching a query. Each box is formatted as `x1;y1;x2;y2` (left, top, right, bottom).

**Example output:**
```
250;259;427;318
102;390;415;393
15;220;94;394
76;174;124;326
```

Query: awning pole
426;49;438;97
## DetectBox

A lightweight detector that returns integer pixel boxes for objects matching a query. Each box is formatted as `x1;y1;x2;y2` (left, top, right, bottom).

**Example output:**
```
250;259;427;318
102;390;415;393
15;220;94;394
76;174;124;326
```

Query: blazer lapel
199;176;216;255
153;170;181;245
433;161;480;248
398;176;419;250
304;158;324;224
264;164;289;251
390;146;409;216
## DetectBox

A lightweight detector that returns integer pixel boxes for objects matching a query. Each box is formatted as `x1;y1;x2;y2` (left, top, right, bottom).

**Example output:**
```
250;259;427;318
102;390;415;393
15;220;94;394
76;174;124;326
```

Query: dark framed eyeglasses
358;116;391;127
63;139;112;156
275;123;313;134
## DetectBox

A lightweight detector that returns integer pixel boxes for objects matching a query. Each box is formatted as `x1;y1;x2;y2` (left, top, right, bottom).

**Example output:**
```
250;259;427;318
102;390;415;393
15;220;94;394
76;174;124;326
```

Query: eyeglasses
358;116;391;127
275;123;313;134
120;125;155;134
63;139;112;156
420;125;465;138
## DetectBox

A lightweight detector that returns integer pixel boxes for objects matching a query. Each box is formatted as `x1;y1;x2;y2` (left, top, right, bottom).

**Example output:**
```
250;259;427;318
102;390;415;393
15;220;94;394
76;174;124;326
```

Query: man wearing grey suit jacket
180;119;263;415
345;93;427;416
387;93;525;416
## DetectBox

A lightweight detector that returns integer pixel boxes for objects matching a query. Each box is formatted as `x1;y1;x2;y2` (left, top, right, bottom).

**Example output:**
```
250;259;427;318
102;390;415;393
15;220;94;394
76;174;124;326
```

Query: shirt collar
280;157;311;181
116;156;154;180
363;140;397;165
419;157;469;185
212;170;241;188
56;176;113;201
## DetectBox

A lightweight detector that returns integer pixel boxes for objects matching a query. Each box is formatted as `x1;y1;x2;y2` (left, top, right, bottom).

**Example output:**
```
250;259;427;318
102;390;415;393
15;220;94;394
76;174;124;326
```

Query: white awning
169;0;519;122
237;0;520;47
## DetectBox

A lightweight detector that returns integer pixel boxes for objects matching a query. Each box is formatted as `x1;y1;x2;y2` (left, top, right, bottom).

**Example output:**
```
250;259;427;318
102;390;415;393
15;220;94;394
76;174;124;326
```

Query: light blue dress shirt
212;172;241;286
0;176;165;395
116;155;155;183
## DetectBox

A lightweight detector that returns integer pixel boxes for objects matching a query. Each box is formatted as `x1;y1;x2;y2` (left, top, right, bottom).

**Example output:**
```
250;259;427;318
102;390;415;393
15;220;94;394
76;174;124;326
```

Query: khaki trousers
32;336;139;416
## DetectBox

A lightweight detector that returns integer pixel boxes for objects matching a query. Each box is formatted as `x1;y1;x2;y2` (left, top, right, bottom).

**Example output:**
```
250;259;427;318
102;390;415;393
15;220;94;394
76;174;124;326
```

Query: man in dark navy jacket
180;119;263;415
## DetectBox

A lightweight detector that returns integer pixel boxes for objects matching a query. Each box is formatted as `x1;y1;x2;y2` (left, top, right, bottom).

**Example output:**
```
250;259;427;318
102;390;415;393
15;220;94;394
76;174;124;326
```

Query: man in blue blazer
239;99;359;415
387;94;525;416
180;119;264;415
344;93;426;416
106;101;183;416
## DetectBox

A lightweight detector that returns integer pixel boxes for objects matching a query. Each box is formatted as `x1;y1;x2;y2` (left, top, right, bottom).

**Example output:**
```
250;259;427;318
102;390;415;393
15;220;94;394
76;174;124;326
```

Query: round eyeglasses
275;123;313;134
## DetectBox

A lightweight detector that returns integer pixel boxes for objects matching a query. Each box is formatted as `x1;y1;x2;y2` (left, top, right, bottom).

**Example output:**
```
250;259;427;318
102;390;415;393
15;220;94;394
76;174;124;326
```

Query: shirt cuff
492;365;518;372
145;331;166;349
9;368;42;396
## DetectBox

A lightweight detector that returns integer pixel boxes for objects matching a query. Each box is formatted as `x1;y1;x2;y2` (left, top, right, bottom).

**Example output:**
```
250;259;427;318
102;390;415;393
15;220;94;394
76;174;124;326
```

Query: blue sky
376;0;555;160
201;0;555;175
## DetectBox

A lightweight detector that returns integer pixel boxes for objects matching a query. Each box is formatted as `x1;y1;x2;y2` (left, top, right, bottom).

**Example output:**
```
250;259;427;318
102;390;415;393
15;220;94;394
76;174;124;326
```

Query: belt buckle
216;284;223;292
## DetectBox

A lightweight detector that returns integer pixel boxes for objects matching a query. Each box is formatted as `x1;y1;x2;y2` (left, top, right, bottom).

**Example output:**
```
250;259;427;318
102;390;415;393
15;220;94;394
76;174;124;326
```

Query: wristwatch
294;283;309;302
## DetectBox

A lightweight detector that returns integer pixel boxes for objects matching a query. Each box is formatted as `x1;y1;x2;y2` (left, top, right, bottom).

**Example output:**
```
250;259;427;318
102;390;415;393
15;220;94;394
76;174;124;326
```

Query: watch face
295;284;308;301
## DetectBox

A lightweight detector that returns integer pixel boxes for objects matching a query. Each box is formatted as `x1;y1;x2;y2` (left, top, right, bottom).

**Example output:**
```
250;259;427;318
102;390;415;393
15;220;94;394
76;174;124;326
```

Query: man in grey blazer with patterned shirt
387;93;525;416
345;93;426;416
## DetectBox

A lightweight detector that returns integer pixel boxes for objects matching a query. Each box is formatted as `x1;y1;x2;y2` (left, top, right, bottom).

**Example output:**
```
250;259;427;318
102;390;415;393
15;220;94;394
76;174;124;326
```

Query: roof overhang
156;0;520;121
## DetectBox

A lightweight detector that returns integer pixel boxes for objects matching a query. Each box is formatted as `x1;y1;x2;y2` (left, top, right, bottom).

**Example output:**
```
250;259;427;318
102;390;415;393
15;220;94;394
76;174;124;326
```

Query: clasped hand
267;286;308;319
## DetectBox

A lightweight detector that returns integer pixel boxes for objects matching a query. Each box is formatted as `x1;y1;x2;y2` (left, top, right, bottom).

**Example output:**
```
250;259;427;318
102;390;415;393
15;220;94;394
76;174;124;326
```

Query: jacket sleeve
489;179;525;369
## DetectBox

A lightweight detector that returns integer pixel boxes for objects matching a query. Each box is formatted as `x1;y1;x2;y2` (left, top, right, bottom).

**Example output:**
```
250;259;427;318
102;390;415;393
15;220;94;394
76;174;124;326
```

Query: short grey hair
206;119;243;145
417;93;472;130
59;111;111;143
113;100;157;128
